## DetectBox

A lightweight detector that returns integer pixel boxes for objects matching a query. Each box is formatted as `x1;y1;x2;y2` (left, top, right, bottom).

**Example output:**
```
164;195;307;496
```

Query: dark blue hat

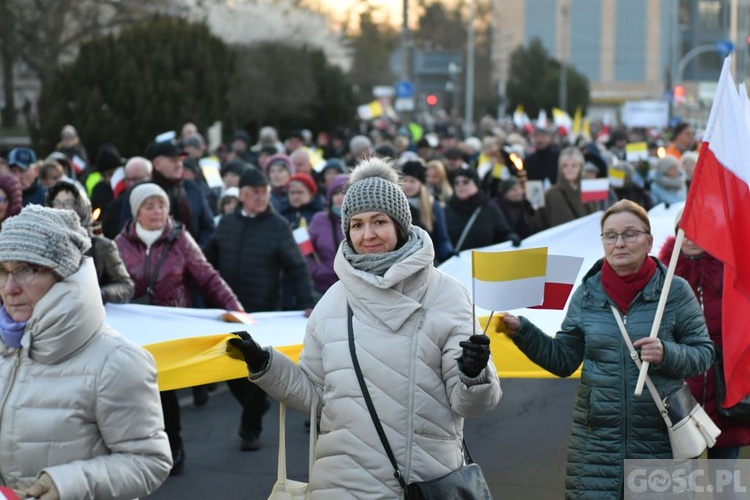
8;147;37;170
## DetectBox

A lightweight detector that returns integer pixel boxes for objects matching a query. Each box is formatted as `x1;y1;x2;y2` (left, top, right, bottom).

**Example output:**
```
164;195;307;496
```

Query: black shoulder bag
347;306;493;500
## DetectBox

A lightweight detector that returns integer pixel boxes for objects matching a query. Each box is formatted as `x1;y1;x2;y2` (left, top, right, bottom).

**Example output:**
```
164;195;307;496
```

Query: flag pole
471;251;476;336
634;228;685;396
482;311;495;335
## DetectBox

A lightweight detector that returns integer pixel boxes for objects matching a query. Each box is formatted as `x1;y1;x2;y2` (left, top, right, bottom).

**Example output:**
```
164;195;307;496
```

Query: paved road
146;378;578;499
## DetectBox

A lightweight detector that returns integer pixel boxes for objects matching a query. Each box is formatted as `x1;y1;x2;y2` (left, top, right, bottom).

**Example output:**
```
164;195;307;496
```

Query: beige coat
253;227;501;499
0;259;171;499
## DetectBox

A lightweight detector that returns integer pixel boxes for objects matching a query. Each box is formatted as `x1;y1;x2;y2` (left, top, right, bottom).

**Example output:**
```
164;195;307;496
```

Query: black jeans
160;390;182;451
226;377;270;438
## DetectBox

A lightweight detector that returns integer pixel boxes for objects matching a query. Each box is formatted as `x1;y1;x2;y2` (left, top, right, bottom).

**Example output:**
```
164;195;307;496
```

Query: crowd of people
0;115;746;498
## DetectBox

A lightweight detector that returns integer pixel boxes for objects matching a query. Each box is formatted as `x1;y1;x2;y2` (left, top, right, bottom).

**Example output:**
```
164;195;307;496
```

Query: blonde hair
426;159;453;200
414;183;435;232
556;147;585;187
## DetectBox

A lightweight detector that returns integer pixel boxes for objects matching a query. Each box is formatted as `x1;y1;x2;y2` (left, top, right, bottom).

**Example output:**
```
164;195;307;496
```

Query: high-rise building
492;0;746;114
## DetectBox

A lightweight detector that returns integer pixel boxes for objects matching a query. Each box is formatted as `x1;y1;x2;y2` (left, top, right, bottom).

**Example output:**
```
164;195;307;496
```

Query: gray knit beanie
130;183;170;218
341;157;412;236
0;205;91;279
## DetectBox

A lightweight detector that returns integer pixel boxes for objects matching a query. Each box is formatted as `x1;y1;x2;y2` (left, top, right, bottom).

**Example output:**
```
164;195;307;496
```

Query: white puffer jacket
0;259;171;499
253;227;501;499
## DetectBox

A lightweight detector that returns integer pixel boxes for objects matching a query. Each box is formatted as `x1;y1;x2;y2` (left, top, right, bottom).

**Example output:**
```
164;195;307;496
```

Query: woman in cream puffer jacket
247;159;501;498
0;259;171;499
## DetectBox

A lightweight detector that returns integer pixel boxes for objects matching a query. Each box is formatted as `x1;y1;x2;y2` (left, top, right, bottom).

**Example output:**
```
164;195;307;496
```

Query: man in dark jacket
524;127;560;187
8;147;46;207
204;167;316;450
119;139;215;247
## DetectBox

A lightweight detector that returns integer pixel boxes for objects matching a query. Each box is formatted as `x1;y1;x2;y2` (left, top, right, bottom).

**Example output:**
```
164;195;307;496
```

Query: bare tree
0;0;168;127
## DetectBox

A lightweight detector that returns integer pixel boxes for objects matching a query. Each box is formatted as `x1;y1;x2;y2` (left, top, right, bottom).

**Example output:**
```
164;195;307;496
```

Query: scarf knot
601;257;657;314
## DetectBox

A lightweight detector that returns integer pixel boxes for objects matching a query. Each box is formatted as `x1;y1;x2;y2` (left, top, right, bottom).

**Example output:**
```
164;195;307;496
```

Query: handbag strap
610;305;673;425
145;237;175;297
347;305;409;491
276;394;318;483
454;206;482;254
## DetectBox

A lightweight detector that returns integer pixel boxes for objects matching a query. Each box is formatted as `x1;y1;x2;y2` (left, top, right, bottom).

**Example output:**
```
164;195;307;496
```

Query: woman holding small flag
501;199;713;499
227;157;500;497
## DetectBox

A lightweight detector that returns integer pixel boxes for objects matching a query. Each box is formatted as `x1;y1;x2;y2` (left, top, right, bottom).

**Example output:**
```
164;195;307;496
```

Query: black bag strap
145;235;176;297
347;305;409;491
454;206;482;254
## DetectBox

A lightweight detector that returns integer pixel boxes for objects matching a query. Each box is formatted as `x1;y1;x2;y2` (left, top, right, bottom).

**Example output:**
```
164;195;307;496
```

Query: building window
698;0;723;30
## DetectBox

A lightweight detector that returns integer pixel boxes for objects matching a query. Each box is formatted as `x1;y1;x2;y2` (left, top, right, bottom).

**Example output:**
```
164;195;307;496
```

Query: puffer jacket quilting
252;227;501;499
0;259;171;499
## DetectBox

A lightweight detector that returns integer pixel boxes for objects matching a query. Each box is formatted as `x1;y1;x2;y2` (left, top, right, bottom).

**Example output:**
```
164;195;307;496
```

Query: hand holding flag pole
634;228;684;396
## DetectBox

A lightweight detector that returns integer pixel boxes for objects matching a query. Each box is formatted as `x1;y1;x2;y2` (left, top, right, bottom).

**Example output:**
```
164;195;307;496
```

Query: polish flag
71;154;86;175
0;487;20;500
581;178;609;202
293;226;314;256
529;254;584;310
110;166;127;197
680;56;750;407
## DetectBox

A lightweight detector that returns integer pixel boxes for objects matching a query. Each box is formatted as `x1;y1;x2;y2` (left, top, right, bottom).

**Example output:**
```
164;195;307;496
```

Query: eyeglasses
0;265;50;285
600;230;649;245
0;196;8;203
52;199;75;209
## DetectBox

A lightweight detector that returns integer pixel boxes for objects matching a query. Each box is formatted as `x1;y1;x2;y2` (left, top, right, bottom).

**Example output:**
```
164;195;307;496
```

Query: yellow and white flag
357;100;383;121
471;247;548;311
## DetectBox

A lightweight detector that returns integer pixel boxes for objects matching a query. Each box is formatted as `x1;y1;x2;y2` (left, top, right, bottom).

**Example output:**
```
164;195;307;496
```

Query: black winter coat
203;206;316;312
444;192;515;252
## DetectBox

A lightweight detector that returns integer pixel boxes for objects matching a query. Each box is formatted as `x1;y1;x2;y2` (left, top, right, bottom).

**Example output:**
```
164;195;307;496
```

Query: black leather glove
226;331;270;373
458;334;491;378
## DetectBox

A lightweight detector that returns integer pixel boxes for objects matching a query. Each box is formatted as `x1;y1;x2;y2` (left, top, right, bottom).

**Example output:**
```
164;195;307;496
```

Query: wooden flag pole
634;228;685;396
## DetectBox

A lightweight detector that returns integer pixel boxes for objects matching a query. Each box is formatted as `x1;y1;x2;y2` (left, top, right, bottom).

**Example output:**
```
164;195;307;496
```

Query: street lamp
448;62;461;118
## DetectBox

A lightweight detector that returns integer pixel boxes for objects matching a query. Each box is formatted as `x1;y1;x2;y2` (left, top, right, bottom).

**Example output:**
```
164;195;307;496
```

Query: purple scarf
0;305;28;348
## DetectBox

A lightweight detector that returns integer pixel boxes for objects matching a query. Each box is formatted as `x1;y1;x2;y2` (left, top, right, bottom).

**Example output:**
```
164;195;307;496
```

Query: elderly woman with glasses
499;200;714;499
0;205;171;499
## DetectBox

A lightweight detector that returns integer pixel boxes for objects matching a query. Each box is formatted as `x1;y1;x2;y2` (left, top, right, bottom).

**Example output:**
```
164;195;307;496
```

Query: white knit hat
0;205;91;279
130;183;170;218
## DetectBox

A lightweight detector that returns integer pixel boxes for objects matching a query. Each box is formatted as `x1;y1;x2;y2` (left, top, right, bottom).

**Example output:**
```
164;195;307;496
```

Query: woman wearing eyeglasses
443;166;516;253
45;181;134;304
500;200;714;499
0;205;171;499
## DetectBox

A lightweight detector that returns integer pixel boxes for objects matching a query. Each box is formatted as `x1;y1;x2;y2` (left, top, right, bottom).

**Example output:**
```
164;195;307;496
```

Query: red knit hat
287;173;317;196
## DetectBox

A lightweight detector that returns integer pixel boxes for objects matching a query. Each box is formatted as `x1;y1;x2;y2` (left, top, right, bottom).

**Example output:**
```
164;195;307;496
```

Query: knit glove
21;473;59;500
458;334;491;378
226;331;270;373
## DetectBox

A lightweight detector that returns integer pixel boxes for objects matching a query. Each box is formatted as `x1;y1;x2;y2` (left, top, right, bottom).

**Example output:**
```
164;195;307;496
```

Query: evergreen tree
507;37;590;118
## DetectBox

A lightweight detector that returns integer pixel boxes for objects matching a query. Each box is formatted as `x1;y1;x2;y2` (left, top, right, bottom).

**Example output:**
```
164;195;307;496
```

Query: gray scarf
342;228;422;276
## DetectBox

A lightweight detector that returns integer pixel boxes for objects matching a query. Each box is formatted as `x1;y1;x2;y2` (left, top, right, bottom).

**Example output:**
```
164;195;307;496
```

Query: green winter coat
512;257;714;500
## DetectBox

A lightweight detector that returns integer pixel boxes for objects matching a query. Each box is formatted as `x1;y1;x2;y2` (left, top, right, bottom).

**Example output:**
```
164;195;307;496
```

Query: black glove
458;334;491;378
226;331;270;373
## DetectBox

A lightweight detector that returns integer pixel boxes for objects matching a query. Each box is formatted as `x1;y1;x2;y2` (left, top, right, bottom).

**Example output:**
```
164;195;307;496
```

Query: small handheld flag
471;247;548;311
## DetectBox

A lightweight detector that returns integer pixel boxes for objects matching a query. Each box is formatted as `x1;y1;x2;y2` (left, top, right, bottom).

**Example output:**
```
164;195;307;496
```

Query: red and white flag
293;226;314;256
0;487;20;500
529;254;584;310
581;178;609;202
680;56;750;408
